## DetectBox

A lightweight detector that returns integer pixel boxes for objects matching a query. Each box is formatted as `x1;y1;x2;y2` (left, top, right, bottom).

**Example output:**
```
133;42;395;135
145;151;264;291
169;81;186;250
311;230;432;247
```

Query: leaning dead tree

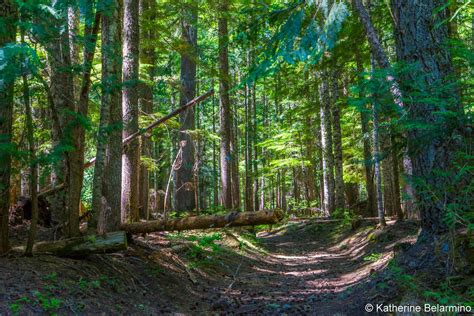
38;89;214;197
121;210;284;234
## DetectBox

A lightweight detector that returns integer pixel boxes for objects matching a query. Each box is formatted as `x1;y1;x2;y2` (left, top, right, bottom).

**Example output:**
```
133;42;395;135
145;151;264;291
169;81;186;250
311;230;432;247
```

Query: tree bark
218;0;232;210
331;70;344;210
138;0;157;219
122;0;140;223
211;84;219;207
91;0;123;234
371;55;386;226
244;56;254;212
121;210;284;234
23;50;39;256
391;0;461;234
72;6;101;232
381;133;395;216
0;0;16;254
355;52;376;216
46;3;80;236
391;134;403;220
175;2;197;212
318;72;335;215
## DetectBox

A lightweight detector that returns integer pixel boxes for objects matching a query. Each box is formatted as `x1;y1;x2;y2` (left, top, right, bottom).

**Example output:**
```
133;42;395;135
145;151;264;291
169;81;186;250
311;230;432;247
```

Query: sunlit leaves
247;1;349;83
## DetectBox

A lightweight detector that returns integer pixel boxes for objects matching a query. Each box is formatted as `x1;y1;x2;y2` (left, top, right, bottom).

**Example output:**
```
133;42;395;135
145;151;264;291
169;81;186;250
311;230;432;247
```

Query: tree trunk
381;133;395;216
354;0;415;219
72;6;101;231
244;57;254;212
391;0;461;234
355;52;376;216
121;210;284;234
391;134;403;220
23;50;39;256
371;56;386;226
92;0;123;234
218;0;232;210
0;0;16;254
230;101;241;210
175;2;197;212
319;73;335;215
253;84;259;212
21;231;127;257
122;0;140;223
211;84;219;207
45;4;82;237
138;0;156;219
331;70;344;210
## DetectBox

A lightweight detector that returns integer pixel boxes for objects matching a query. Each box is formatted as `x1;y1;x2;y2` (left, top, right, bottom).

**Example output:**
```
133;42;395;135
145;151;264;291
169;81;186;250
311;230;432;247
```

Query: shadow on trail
216;220;418;315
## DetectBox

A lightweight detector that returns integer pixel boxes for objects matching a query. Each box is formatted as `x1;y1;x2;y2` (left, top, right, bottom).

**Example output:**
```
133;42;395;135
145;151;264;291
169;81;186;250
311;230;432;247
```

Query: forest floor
1;217;468;315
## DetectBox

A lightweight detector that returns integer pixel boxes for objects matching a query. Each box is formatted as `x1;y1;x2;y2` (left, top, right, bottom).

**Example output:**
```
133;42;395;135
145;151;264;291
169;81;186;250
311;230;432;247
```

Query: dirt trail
205;220;418;315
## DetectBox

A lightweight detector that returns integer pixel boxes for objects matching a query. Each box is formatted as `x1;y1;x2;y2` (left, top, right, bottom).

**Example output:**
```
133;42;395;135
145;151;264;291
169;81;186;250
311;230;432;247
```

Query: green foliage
332;208;355;225
78;277;101;290
363;252;382;262
246;1;349;82
389;261;474;306
185;233;223;268
9;296;30;316
33;290;62;312
41;272;58;282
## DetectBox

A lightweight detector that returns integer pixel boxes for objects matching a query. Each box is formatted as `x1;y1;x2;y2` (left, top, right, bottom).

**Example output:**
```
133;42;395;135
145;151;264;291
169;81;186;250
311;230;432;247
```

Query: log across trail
16;210;282;257
121;210;284;234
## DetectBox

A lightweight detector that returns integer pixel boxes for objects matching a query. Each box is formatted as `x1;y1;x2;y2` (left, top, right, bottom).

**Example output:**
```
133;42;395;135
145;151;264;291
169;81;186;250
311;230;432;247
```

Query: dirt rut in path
208;220;419;315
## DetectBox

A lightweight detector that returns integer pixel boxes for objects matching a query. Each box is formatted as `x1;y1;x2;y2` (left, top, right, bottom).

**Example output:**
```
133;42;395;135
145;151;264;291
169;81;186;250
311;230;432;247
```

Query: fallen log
121;210;284;234
15;231;127;257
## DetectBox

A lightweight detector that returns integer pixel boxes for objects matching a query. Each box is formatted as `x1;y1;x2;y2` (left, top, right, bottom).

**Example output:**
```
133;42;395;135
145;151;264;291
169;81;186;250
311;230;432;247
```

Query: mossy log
121;210;284;234
21;231;127;257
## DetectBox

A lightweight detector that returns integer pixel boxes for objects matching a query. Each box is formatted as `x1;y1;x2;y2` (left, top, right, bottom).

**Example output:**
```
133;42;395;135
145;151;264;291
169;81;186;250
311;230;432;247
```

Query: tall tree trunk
331;70;344;210
92;0;123;233
319;73;335;215
211;82;219;207
316;123;325;212
139;0;157;219
373;102;385;226
253;84;259;211
0;0;16;254
353;0;415;218
46;5;80;237
372;58;386;227
23;64;38;256
218;0;232;210
121;0;140;223
174;2;197;212
391;0;461;234
355;52;376;216
231;69;241;210
68;6;80;99
244;55;254;212
73;5;101;231
230;100;241;210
